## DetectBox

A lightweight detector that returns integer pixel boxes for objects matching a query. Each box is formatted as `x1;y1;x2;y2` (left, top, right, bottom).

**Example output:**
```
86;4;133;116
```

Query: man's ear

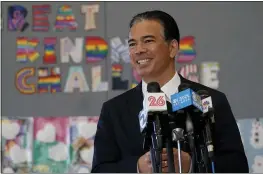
169;39;179;59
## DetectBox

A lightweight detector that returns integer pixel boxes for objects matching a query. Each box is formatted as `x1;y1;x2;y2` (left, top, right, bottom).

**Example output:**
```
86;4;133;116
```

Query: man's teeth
137;59;150;64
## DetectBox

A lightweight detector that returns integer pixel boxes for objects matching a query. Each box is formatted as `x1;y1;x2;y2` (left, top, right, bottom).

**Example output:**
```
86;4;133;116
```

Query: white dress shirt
142;71;181;102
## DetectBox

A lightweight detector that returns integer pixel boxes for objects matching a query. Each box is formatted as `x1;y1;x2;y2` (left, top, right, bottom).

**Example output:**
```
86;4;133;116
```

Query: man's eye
145;40;153;43
129;43;136;47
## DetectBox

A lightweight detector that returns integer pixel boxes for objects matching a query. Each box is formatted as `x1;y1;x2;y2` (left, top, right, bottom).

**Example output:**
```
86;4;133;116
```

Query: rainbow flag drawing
54;5;78;31
32;5;51;32
37;67;61;93
86;36;108;63
177;36;196;63
16;67;36;94
43;38;56;64
16;37;40;63
111;64;123;77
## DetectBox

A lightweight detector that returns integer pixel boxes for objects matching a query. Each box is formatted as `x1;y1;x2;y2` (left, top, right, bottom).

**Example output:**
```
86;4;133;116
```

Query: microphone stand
150;147;157;173
196;90;216;173
149;112;162;173
165;103;176;173
203;107;215;173
150;139;158;172
154;110;176;173
144;98;178;173
142;112;159;173
151;110;176;173
172;128;185;173
196;108;215;173
185;113;197;173
201;129;210;173
164;113;175;173
165;137;175;173
194;116;210;173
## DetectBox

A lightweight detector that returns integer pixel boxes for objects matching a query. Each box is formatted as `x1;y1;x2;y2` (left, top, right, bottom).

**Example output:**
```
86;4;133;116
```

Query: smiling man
128;17;177;88
91;10;248;173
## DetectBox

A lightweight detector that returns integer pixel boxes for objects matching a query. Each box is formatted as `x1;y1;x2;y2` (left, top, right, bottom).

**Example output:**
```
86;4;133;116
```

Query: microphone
171;83;203;173
197;90;215;157
139;82;167;149
200;91;215;123
145;82;167;151
171;87;203;113
197;90;216;173
139;82;169;173
171;83;203;151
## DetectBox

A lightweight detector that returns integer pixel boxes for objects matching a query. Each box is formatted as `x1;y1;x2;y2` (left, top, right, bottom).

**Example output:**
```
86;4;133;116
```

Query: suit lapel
126;82;143;119
179;73;189;84
179;73;199;91
126;82;144;145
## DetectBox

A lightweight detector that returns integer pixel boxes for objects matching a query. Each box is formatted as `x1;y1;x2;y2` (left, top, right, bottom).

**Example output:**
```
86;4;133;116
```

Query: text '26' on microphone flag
138;82;167;133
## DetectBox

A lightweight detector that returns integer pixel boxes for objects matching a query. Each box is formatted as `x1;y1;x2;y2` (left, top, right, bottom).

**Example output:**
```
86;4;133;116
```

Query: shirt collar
142;72;181;102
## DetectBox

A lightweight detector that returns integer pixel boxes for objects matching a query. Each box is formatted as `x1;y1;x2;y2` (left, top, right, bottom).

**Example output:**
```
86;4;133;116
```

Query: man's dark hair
129;10;180;45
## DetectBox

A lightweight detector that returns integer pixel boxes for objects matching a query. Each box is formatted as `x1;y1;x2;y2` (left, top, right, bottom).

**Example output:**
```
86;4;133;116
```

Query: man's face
128;20;177;79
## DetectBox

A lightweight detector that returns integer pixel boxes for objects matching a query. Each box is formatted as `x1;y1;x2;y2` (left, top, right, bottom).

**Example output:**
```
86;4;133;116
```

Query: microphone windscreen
197;90;209;99
147;82;161;93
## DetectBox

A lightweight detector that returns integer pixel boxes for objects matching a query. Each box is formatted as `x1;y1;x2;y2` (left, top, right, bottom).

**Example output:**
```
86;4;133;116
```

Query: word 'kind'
16;36;108;63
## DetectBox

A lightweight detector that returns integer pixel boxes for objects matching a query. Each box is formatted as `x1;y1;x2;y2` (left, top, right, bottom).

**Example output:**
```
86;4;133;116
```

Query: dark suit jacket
91;74;249;173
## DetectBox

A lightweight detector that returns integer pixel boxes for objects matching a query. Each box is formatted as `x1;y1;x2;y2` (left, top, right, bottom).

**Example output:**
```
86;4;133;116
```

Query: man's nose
135;43;147;54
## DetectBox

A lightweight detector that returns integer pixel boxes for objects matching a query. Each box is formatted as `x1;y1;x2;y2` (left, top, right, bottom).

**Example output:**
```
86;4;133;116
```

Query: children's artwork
8;5;29;32
1;117;33;173
15;67;36;95
81;5;99;31
252;155;263;173
43;37;57;64
54;5;78;31
37;67;62;93
64;66;90;93
60;37;84;63
32;5;51;32
250;118;263;149
111;64;128;90
91;66;108;92
32;117;70;173
86;36;108;63
110;37;130;64
68;116;99;173
16;37;40;63
177;36;196;63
